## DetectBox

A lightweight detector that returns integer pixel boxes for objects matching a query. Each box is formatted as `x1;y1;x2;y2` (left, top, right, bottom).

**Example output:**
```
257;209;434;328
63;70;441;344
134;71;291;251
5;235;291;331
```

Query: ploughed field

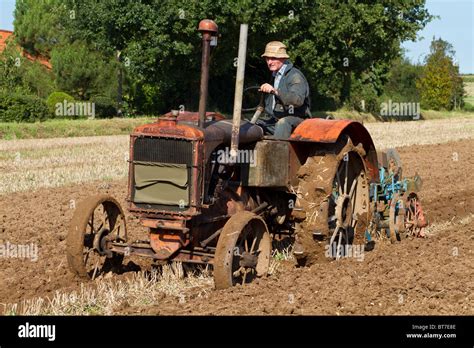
0;118;473;315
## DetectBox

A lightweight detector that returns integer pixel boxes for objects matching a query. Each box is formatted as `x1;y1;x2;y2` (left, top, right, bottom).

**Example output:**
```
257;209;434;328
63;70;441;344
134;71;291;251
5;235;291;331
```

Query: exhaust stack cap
198;19;218;34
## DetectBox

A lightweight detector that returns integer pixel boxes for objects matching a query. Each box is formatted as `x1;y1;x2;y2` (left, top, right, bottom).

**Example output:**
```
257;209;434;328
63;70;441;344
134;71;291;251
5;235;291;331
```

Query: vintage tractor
66;20;427;289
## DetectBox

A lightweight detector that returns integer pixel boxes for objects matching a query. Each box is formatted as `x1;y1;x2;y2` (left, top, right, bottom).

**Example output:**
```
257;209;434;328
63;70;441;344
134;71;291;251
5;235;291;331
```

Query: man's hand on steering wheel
242;85;286;124
259;83;278;95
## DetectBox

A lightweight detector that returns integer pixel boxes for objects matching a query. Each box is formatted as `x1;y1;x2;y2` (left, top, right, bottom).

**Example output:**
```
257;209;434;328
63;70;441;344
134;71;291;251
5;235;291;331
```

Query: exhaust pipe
230;23;248;159
197;19;218;128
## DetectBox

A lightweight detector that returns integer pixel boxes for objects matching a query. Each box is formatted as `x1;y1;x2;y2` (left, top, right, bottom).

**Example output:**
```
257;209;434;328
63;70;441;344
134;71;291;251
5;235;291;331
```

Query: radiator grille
133;137;193;165
131;136;194;211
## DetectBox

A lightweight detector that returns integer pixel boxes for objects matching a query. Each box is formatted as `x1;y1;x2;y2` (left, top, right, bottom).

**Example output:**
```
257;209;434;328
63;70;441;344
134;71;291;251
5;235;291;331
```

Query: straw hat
261;41;289;59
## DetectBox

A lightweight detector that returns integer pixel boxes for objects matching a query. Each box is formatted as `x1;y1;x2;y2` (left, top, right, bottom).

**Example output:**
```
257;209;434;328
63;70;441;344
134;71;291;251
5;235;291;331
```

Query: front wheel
213;211;271;289
67;195;127;279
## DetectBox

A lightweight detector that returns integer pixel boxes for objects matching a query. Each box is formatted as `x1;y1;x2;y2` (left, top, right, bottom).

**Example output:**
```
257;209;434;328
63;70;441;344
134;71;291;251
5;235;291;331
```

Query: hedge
0;90;49;122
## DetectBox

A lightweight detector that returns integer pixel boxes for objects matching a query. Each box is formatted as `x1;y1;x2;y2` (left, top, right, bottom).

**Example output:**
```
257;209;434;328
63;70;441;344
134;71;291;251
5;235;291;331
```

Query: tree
13;0;66;57
416;37;464;110
0;41;24;91
51;41;117;100
54;0;432;113
284;0;433;106
383;56;423;101
0;40;54;98
12;0;433;115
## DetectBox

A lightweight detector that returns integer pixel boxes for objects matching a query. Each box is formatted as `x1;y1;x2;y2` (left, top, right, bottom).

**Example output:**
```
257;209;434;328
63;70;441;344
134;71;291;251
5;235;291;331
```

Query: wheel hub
239;251;258;268
93;227;112;257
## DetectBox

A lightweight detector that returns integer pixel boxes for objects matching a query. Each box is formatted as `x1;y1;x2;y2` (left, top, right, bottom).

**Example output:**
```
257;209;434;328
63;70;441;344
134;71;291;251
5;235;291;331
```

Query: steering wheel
242;85;286;124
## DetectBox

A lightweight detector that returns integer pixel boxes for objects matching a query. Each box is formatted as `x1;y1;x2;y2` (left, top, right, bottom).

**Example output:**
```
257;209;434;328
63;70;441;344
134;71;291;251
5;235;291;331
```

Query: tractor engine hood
132;111;263;145
203;119;263;144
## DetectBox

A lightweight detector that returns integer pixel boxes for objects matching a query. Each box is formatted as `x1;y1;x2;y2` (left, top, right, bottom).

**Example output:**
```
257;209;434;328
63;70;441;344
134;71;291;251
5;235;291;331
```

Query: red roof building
0;29;13;51
0;29;52;70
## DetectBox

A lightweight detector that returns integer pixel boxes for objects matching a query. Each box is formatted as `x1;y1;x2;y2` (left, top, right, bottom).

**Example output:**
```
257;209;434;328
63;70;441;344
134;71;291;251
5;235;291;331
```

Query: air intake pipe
197;19;218;128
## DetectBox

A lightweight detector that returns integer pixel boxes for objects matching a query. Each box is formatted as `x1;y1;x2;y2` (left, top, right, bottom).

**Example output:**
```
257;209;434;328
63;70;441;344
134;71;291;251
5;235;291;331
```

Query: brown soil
0;139;473;315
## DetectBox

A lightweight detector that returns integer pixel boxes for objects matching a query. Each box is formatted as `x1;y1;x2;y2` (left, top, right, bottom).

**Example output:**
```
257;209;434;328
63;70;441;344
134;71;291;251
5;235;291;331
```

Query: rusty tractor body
66;20;427;289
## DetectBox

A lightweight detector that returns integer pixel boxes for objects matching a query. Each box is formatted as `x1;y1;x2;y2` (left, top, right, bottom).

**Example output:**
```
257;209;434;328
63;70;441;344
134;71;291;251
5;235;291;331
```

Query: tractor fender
290;118;379;182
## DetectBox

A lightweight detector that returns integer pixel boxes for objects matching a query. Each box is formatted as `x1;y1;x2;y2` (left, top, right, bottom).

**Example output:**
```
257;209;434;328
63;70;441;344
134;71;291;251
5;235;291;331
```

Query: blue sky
0;0;473;73
402;0;473;73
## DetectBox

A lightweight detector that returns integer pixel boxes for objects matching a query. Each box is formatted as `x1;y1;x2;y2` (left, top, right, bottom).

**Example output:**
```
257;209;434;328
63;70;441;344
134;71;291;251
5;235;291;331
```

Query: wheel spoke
249;235;258;253
351;215;358;228
349;177;357;199
336;170;343;196
336;232;343;260
344;155;349;194
91;259;100;280
329;226;340;247
88;218;96;234
233;267;243;278
83;248;93;264
245;238;249;252
101;212;109;230
350;177;358;216
241;269;248;285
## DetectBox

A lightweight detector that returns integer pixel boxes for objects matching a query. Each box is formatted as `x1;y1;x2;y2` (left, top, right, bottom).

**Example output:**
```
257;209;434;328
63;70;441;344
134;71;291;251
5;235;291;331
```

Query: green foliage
0;46;24;91
0;89;49;122
13;0;66;57
383;56;423;101
128;83;166;115
90;95;117;118
0;41;55;99
348;75;381;113
46;91;75;116
0;116;155;139
416;38;464;110
21;61;55;98
51;41;116;100
59;0;433;113
283;0;433;106
10;0;436;117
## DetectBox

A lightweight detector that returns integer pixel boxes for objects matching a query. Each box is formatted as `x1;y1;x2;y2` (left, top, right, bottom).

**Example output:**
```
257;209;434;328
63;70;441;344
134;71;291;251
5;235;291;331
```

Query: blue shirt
272;63;287;110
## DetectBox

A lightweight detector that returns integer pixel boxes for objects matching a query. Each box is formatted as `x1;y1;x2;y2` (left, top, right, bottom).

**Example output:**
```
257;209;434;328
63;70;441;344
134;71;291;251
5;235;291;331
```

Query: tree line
0;0;467;122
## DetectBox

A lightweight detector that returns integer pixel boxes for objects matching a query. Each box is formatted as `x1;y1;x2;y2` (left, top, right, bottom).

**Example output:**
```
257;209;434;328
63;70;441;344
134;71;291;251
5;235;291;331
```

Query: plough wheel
214;211;271;289
405;192;427;238
293;138;370;266
389;193;406;242
67;194;127;279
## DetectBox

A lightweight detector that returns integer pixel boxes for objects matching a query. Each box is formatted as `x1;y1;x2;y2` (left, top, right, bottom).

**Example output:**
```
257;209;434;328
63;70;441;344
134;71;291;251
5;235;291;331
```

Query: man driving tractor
259;41;311;139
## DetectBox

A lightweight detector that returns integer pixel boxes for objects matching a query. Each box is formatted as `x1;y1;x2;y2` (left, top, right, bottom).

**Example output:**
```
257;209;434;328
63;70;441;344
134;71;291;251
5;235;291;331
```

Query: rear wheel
214;211;271;289
293;139;370;265
389;193;406;242
67;195;127;279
